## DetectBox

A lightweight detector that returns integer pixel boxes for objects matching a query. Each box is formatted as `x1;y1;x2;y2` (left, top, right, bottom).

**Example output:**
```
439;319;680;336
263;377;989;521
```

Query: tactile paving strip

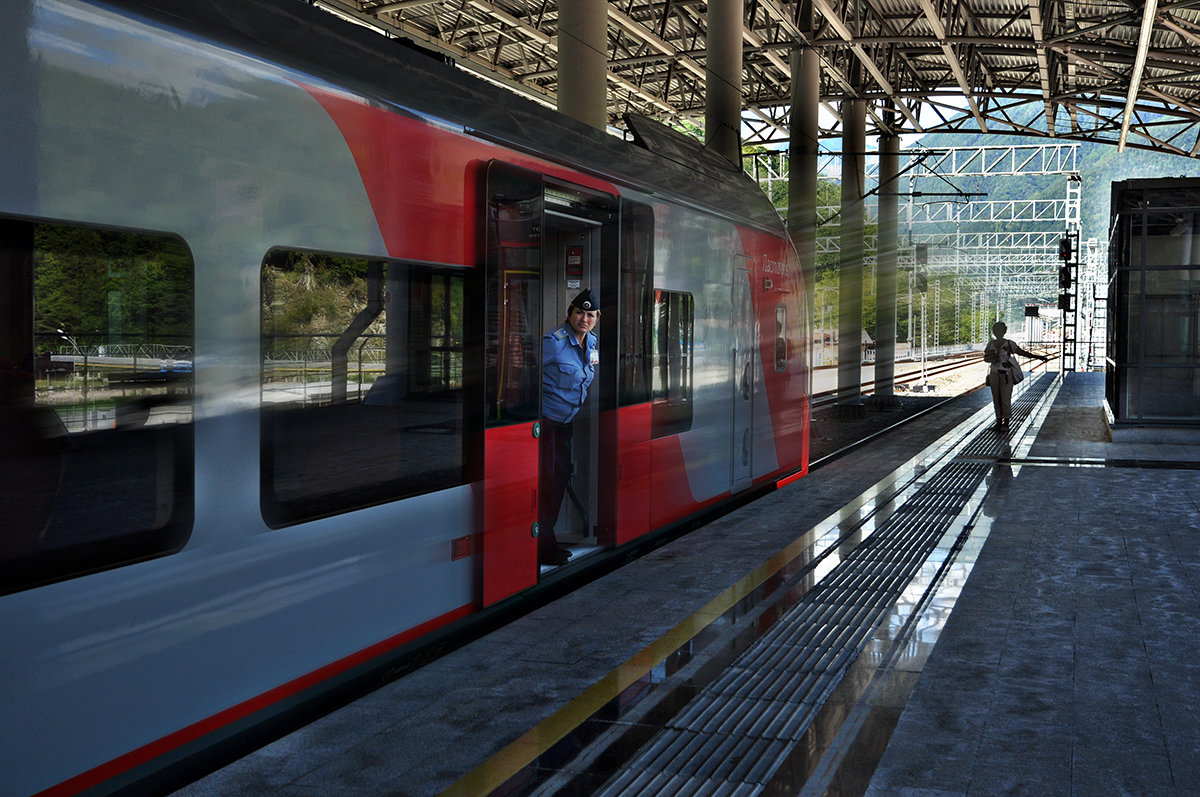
594;375;1055;796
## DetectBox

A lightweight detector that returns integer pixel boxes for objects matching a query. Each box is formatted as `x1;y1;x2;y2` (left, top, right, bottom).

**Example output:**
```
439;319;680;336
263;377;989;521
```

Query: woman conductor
538;289;599;566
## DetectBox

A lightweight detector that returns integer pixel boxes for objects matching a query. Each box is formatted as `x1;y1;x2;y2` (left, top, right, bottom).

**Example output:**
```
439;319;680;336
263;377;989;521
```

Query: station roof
315;0;1200;157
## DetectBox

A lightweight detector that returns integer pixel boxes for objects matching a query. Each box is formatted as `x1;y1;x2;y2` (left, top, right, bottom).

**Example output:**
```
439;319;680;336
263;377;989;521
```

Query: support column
870;110;902;409
705;0;743;167
837;98;866;419
788;43;819;307
557;0;608;130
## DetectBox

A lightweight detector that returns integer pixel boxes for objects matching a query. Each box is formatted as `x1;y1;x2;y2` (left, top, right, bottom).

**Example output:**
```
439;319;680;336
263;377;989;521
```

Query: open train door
731;255;756;493
481;161;543;606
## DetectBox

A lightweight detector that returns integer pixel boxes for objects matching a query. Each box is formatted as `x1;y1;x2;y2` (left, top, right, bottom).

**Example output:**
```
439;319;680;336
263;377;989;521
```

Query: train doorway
538;181;616;568
482;161;617;604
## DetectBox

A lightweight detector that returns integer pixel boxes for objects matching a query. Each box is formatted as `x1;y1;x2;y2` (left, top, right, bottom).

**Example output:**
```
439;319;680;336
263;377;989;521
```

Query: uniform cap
571;289;598;311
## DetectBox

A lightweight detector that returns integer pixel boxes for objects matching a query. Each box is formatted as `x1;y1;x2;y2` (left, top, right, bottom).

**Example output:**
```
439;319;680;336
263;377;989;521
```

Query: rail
811;348;1057;409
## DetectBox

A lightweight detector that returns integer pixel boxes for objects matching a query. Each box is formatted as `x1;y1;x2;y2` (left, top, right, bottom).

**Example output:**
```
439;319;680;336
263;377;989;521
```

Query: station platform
176;370;1200;796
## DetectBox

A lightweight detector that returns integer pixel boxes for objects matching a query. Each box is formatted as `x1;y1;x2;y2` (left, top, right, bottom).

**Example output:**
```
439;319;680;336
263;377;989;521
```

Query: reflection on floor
539;542;601;573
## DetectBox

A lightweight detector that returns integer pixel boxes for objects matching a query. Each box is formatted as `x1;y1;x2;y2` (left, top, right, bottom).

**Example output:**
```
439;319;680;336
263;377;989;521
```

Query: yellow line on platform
439;491;888;796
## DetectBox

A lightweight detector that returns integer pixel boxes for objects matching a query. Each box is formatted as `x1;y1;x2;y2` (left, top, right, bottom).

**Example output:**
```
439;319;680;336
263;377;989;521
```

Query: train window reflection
260;250;467;527
651;290;694;438
0;219;194;595
618;201;654;407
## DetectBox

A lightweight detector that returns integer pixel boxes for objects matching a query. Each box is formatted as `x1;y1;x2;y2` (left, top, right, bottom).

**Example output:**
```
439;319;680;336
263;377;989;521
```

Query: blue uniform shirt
542;324;598;423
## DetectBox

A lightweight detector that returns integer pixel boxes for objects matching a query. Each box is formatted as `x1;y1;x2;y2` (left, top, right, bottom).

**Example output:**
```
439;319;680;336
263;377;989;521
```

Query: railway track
811;348;1057;408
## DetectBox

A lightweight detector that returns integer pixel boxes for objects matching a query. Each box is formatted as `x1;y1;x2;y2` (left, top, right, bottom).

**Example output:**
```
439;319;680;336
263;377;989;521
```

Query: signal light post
1058;231;1078;370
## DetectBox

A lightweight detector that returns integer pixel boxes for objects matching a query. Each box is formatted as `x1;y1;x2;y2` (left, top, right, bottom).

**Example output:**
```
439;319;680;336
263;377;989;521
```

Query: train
0;0;809;794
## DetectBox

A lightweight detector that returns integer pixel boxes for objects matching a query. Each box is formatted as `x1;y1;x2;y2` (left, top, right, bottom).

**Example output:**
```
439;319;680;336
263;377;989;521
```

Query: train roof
103;0;787;233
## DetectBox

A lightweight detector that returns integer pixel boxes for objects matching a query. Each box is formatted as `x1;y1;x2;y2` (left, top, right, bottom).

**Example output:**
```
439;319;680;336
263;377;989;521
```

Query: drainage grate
958;373;1052;459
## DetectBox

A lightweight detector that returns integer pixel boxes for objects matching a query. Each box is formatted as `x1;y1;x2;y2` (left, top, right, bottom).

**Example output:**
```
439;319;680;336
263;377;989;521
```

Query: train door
482;162;543;605
731;255;756;493
482;162;617;605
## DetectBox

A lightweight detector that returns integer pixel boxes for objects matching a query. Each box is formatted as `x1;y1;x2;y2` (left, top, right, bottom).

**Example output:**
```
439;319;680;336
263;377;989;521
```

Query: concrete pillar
788;44;820;308
870;111;902;409
557;0;608;130
837;98;866;419
705;0;743;167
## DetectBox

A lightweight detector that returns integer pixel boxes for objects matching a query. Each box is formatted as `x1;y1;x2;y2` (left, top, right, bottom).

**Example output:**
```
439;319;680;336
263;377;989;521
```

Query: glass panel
1141;272;1200;365
260;252;466;527
619;202;653;406
651;290;694;438
1121;366;1140;420
485;163;542;425
1;220;194;594
1136;211;1200;267
1138;367;1200;420
1119;269;1140;365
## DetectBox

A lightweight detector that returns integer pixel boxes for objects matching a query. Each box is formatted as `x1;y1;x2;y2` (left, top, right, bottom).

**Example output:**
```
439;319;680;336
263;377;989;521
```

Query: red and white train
0;0;809;793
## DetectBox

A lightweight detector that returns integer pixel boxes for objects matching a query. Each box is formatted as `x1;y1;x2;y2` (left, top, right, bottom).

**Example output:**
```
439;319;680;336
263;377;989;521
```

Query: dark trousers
538;419;573;553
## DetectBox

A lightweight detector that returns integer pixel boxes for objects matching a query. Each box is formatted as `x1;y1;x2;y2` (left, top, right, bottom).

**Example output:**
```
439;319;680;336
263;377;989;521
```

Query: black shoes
539;547;573;566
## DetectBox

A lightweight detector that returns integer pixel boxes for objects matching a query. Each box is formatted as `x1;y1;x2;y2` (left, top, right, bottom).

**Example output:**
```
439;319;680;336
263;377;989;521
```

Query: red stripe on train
37;603;475;797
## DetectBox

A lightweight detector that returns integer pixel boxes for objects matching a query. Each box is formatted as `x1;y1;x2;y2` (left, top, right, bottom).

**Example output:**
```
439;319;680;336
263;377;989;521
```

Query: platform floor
176;371;1200;796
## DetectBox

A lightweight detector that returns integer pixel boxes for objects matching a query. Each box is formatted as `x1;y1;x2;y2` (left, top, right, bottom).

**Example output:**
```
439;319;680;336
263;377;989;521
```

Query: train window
775;304;788;372
651;290;694;438
260;251;467;527
0;219;194;595
619;201;654;406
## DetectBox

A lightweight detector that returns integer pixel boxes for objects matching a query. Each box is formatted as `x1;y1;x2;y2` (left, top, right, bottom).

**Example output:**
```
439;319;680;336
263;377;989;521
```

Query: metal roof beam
464;0;552;46
606;69;679;113
916;0;987;130
1025;0;1056;135
607;4;707;82
810;0;924;129
366;0;438;13
1119;0;1160;151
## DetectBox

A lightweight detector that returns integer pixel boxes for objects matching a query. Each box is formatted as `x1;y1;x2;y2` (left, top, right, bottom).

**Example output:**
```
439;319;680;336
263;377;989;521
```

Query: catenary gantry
317;0;1200;156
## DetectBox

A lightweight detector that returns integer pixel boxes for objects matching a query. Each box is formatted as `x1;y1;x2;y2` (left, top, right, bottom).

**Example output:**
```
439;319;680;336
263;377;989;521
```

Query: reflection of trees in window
33;225;192;356
651;290;694;438
262;250;378;351
1;220;194;595
260;250;468;527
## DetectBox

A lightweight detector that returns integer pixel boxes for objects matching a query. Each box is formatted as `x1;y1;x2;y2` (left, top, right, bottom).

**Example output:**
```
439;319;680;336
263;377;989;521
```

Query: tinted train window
261;251;467;527
651;290;694;438
618;201;654;406
484;163;542;426
0;220;194;595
